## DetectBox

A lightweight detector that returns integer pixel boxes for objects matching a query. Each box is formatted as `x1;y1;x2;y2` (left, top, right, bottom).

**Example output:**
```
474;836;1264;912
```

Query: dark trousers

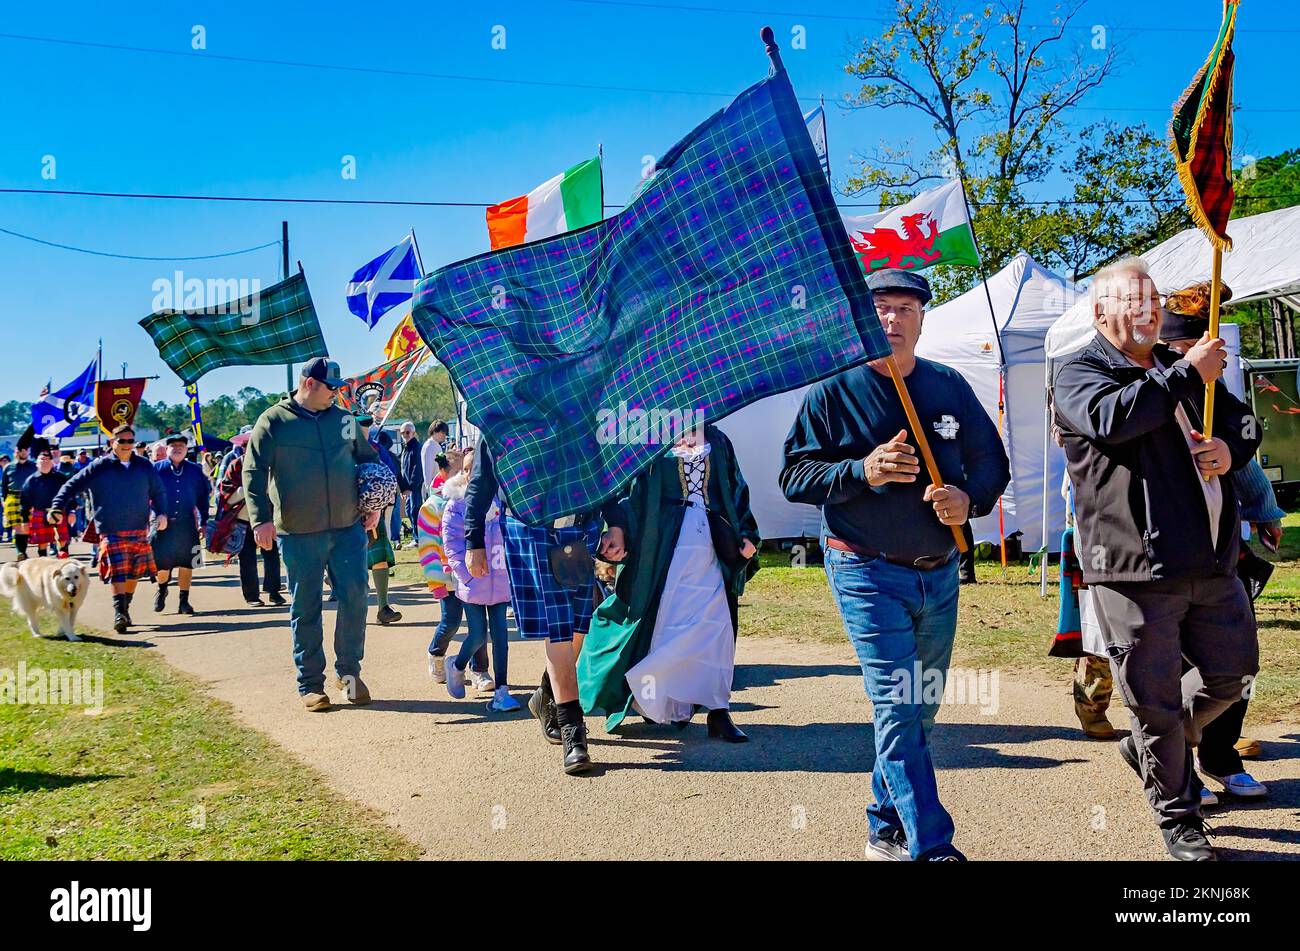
1197;696;1249;776
238;523;281;601
1091;575;1258;828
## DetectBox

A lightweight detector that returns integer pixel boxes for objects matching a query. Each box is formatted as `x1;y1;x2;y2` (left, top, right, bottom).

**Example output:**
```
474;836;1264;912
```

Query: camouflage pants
1073;655;1113;714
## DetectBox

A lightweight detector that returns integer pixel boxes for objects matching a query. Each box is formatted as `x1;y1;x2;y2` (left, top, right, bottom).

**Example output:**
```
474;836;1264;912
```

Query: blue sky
1;0;1292;407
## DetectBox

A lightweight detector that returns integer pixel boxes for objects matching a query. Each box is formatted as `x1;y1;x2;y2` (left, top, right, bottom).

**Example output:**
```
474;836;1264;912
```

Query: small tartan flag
139;272;328;385
1170;0;1239;251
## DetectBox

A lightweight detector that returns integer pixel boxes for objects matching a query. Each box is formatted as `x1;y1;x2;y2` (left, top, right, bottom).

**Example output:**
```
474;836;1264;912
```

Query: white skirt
626;503;735;723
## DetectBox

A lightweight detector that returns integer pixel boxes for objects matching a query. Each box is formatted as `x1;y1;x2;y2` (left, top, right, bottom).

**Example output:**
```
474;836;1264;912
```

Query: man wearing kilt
2;445;37;560
152;433;211;615
463;443;627;774
51;424;167;634
20;447;72;557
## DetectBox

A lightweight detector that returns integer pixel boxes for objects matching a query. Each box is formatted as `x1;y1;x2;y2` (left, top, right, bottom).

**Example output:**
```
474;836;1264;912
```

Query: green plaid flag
139;272;327;384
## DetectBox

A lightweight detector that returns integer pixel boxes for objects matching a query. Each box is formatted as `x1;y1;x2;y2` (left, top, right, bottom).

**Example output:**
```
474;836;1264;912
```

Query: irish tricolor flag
486;156;603;250
841;179;980;274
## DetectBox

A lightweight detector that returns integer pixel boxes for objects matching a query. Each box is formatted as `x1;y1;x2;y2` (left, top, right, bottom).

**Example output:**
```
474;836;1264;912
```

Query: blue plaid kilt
503;515;601;643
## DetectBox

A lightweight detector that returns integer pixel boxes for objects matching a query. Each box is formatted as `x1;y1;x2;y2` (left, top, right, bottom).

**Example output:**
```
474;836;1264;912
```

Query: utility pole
283;220;293;395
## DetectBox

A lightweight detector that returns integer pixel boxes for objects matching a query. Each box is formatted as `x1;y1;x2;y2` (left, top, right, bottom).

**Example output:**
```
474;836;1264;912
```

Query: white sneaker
429;653;446;683
469;669;496;692
488;686;522;712
1199;786;1220;808
1206;770;1269;799
445;659;466;699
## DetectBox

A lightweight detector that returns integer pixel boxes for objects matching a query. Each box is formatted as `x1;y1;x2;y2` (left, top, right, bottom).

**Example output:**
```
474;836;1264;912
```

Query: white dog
0;557;90;641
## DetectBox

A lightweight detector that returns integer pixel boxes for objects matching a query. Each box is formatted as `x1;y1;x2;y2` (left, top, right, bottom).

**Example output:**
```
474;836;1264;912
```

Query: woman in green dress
578;423;760;741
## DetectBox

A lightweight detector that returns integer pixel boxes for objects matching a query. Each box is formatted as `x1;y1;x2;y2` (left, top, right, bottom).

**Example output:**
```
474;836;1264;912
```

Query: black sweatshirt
20;470;69;520
780;358;1010;563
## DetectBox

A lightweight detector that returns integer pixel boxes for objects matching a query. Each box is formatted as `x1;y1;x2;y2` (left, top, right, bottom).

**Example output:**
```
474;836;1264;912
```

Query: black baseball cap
301;357;344;389
165;433;190;446
866;268;933;306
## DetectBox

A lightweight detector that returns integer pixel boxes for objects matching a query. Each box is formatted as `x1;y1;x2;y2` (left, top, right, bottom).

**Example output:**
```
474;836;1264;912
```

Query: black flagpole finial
760;26;784;73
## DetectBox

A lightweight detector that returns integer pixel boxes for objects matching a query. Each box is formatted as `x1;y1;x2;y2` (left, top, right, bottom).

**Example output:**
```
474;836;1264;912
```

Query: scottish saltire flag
140;272;327;385
346;234;420;328
32;358;97;438
412;65;888;526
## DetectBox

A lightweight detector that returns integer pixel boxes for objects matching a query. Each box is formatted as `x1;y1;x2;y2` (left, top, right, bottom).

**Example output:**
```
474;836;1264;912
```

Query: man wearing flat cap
1052;260;1261;861
780;268;1010;861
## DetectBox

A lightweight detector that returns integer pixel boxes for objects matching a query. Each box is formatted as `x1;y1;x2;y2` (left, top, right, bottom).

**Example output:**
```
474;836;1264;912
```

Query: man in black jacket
1053;258;1261;862
398;420;423;543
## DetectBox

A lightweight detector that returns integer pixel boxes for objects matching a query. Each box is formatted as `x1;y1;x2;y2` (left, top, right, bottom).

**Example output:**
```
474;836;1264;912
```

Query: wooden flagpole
1202;246;1224;438
760;26;966;553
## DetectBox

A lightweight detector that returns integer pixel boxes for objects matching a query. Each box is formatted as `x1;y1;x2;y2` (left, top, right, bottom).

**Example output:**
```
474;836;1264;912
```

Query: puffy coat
440;473;510;606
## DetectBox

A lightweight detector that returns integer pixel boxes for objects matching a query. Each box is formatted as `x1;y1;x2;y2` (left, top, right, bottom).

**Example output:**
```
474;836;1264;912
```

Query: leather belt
824;536;954;571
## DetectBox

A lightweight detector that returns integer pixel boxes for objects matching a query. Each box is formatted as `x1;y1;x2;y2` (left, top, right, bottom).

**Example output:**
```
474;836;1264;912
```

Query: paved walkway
18;550;1300;860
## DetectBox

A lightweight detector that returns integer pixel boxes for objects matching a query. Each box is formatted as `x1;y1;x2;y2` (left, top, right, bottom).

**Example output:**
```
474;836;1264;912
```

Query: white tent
721;252;1082;547
915;253;1083;554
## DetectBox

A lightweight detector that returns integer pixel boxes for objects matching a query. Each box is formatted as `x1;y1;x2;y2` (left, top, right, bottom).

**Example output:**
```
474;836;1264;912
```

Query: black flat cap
866;268;932;305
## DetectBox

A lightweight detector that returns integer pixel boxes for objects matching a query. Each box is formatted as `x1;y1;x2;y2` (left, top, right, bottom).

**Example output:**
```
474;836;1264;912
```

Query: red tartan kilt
98;530;156;584
27;509;70;548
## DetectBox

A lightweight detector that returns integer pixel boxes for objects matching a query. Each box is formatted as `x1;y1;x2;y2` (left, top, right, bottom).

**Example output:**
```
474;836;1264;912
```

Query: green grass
739;515;1300;725
0;611;417;860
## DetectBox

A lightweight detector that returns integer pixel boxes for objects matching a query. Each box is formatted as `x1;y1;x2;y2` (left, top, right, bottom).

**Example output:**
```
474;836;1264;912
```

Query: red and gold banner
336;348;427;422
94;378;148;436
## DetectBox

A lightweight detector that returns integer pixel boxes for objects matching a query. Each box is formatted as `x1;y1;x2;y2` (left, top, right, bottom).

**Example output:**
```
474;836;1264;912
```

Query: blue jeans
455;601;510;688
388;504;402;545
280;523;368;695
427;591;488;672
824;547;960;858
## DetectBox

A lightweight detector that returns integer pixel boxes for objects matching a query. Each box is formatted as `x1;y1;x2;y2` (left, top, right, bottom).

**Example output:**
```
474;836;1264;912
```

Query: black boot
527;669;562;745
112;593;129;634
14;534;28;561
154;581;169;612
560;723;593;774
177;590;194;615
707;708;748;743
123;591;135;627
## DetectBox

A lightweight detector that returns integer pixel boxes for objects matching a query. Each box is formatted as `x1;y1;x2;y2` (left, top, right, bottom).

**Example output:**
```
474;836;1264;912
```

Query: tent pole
1040;357;1053;597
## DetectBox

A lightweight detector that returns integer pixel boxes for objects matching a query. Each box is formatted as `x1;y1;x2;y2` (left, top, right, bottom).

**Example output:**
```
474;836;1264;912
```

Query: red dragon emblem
849;212;941;271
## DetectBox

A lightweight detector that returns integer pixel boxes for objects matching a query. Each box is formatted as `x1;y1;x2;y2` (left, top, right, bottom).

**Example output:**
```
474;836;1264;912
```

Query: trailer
1242;357;1300;507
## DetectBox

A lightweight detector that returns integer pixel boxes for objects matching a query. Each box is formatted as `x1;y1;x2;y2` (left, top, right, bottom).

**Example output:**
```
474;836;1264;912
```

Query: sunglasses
116;438;136;445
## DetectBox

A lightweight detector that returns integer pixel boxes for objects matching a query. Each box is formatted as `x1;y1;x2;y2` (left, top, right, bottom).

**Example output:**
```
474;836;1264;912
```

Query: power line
3;185;1298;210
0;226;281;261
565;0;1300;34
0;30;1293;114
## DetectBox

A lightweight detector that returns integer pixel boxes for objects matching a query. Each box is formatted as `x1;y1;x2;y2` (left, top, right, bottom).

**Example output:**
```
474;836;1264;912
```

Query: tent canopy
1047;205;1300;360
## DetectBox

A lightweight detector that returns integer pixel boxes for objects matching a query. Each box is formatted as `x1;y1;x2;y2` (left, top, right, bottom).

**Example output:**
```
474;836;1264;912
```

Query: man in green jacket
244;358;380;712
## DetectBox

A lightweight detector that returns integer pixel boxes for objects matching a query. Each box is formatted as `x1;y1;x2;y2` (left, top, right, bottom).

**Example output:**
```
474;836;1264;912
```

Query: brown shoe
334;675;372;705
1234;737;1263;759
302;691;331;712
1075;703;1118;740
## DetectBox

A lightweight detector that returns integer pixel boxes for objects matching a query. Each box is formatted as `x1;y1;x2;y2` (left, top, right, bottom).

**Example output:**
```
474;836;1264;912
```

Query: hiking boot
113;611;129;635
528;685;562;745
177;593;194;615
334;676;372;705
301;691;331;712
561;723;593;775
154;583;168;612
377;605;402;625
1075;702;1117;740
865;827;910;861
1163;818;1216;861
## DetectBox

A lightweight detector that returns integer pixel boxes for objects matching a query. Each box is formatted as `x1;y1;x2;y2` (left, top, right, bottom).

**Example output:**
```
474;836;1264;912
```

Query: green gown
577;425;760;731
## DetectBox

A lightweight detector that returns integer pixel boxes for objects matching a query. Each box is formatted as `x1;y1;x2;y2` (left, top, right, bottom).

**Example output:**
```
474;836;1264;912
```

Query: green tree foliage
841;0;1189;300
1234;149;1300;218
0;401;34;434
388;363;457;432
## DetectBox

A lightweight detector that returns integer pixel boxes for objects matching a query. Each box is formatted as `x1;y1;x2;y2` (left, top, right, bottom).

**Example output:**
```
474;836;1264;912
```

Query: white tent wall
916;253;1083;554
715;385;823;540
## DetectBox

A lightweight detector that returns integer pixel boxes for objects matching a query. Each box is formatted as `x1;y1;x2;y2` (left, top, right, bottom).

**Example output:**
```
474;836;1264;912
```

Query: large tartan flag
336;347;429;421
139;272;327;385
412;65;888;526
1170;0;1238;251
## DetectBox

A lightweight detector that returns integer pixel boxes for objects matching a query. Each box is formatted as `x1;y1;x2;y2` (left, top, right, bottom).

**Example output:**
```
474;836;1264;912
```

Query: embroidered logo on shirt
933;415;960;440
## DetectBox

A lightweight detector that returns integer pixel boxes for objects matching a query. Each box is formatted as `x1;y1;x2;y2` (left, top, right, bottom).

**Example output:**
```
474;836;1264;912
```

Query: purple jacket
441;474;510;606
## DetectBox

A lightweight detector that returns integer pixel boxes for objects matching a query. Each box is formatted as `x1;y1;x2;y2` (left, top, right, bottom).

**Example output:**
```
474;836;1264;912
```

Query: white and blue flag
346;233;420;329
32;357;97;438
804;105;828;181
